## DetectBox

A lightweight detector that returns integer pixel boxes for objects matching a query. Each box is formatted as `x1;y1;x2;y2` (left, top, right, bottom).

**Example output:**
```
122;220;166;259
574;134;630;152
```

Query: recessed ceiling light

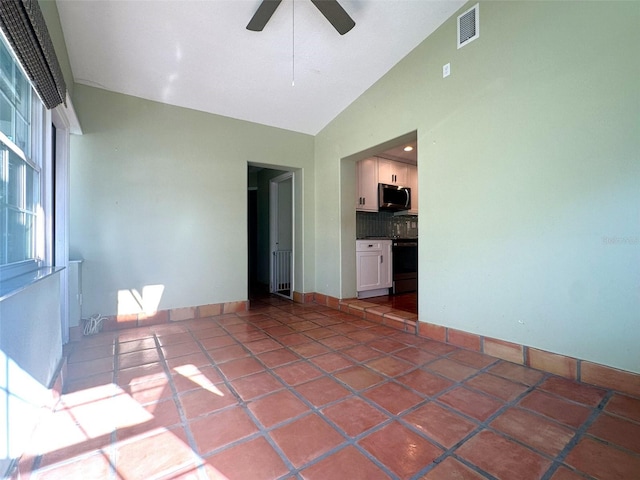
403;145;414;152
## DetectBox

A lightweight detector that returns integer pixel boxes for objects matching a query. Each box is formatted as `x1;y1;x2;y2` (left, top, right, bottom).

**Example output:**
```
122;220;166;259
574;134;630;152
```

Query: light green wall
70;85;314;317
54;1;639;373
316;1;640;372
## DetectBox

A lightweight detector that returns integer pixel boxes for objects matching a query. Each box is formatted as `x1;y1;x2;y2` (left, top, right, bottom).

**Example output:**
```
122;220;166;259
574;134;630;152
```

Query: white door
270;172;294;298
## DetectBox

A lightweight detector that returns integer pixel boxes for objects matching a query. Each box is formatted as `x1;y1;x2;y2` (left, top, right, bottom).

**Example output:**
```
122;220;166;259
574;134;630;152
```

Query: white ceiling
56;0;465;136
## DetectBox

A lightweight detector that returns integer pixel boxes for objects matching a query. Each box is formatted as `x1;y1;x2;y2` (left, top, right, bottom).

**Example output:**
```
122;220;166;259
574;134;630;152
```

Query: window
0;34;45;278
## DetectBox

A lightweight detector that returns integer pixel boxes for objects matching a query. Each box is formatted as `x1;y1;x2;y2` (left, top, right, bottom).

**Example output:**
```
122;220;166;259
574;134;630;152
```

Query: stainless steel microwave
378;183;411;211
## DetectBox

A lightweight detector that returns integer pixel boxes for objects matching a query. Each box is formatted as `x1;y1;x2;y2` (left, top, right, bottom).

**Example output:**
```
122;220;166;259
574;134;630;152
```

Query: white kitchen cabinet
378;158;408;186
406;164;418;214
356;240;392;298
356;157;378;212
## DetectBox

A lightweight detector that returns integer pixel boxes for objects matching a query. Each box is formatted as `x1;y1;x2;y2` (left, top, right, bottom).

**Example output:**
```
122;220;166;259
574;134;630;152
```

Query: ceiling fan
247;0;355;35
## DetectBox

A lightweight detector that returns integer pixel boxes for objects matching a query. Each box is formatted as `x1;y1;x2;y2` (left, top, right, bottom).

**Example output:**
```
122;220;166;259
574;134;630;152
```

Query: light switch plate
443;63;451;78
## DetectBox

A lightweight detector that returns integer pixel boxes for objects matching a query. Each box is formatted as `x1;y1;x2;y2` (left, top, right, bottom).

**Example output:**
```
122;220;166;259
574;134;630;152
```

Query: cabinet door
356;241;392;291
378;158;408;186
407;164;418;214
356;250;383;290
356;157;378;212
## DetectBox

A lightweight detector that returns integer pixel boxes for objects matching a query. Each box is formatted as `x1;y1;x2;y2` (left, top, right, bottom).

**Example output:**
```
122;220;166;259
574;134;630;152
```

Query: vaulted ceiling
56;0;465;135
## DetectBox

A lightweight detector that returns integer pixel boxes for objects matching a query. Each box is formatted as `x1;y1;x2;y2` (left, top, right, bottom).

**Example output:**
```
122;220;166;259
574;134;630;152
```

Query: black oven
392;239;417;294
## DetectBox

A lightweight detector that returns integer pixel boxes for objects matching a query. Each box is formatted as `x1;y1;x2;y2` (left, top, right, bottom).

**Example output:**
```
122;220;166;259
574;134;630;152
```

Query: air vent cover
458;3;479;48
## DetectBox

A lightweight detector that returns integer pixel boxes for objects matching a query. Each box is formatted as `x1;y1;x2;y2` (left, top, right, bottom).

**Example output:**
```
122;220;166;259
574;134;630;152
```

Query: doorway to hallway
247;165;294;301
269;172;293;299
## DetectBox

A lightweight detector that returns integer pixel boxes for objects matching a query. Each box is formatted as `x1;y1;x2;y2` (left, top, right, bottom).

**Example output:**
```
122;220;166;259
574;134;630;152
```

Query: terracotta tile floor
21;296;640;480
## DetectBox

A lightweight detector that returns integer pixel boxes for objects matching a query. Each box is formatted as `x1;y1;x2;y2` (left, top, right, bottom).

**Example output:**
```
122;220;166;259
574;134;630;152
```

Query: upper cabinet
356;157;418;214
378;158;407;186
356;157;379;212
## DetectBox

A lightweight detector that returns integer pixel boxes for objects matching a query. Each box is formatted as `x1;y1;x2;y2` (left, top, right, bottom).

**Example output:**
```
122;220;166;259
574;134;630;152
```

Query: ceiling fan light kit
247;0;355;35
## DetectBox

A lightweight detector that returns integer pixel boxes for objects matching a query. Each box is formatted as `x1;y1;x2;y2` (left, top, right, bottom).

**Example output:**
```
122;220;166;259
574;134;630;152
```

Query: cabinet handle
363;197;365;205
380;255;383;263
368;244;374;248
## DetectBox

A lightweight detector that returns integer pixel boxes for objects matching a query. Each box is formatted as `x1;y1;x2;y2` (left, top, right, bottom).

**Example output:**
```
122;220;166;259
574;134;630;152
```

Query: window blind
0;0;66;109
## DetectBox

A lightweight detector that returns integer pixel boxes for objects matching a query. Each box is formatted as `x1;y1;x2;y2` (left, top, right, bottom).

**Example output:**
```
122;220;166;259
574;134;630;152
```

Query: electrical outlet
443;63;450;78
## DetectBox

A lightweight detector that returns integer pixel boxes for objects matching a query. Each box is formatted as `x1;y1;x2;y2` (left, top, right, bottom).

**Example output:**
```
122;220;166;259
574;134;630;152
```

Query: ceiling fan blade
310;0;355;35
247;0;283;32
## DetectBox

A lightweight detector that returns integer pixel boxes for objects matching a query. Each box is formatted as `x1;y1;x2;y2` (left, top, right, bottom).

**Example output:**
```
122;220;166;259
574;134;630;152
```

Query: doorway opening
270;172;294;299
247;164;294;301
342;131;419;316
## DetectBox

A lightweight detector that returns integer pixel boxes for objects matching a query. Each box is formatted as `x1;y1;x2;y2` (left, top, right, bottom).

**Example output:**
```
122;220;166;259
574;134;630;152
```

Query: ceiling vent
457;3;479;48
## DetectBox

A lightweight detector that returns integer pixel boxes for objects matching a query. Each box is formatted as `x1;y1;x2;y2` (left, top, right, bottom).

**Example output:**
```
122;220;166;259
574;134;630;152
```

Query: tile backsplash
356;212;418;238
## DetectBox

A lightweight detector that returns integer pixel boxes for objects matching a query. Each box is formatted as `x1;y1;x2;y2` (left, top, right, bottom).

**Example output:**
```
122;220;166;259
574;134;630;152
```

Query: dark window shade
0;0;66;109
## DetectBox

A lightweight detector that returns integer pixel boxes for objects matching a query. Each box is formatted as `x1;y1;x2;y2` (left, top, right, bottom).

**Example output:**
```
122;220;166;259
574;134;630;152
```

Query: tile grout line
51;299;640;480
169;311;595;479
107;338;122;480
245;307;523;478
58;307;388;477
218;307;408;478
151;330;215;480
408;370;551;479
35;338;121;480
188;315;323;474
257;311;463;478
540;390;614;480
193;313;311;478
235;313;400;479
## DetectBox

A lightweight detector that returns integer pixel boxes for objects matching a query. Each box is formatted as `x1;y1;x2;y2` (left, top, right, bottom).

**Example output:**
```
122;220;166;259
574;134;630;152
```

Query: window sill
0;266;64;302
